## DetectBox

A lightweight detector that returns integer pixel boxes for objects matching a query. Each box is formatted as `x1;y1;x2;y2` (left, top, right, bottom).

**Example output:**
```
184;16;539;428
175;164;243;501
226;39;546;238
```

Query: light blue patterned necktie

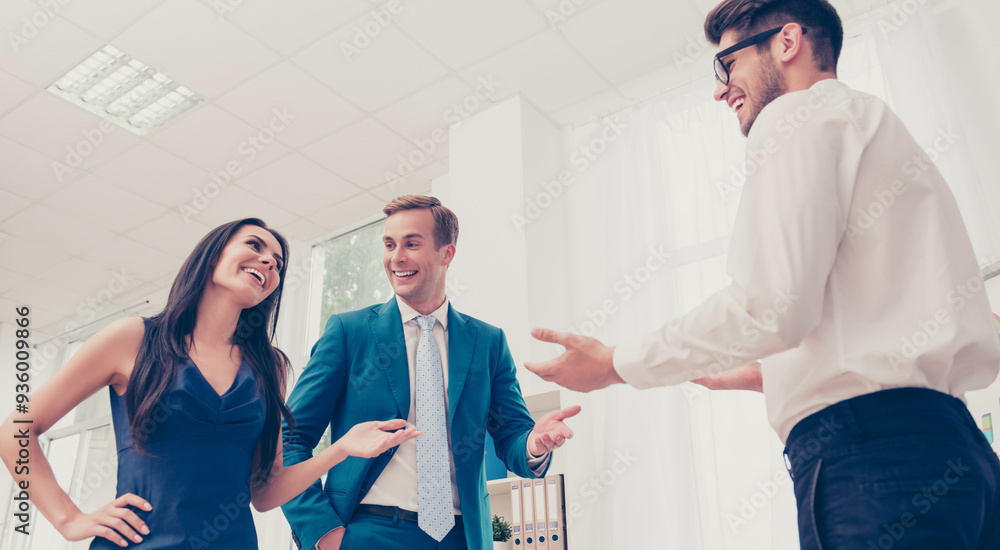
414;315;455;541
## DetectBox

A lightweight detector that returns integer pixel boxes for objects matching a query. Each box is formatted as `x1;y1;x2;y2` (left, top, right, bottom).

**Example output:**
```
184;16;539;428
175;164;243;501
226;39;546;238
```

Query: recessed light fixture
47;45;202;136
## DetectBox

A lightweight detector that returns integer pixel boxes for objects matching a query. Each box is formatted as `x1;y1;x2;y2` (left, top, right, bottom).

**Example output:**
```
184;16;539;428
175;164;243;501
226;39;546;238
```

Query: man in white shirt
525;0;1000;548
282;195;580;550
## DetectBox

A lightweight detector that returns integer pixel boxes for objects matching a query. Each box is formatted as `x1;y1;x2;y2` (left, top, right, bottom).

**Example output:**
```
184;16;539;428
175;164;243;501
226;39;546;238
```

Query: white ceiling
0;0;884;338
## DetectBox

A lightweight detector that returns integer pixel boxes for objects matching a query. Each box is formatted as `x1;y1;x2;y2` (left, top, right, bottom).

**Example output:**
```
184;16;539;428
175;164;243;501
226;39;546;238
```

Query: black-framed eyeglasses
713;26;806;85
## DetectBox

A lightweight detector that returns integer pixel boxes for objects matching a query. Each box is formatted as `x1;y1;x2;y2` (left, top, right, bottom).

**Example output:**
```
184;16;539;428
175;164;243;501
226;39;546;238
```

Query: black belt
354;504;463;525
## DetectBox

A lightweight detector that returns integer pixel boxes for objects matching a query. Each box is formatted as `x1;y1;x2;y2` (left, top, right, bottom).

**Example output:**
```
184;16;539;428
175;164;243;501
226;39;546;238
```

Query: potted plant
492;514;512;550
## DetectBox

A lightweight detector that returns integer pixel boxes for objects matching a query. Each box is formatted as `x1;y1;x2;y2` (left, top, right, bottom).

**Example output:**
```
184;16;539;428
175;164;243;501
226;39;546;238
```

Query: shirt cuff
313;526;345;550
613;339;664;389
526;446;552;475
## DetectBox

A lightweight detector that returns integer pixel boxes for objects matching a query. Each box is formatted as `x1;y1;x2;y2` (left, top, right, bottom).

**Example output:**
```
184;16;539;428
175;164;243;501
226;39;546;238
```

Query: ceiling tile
0;266;29;294
0;92;142;175
0;1;104;87
307;192;386;232
460;31;609;113
0;137;84;201
301;118;417;189
374;76;473;143
107;281;160;309
0;236;70;277
277;217;331;243
150;104;290;173
237;153;361;217
27;307;72;336
91;143;208;208
527;0;611;22
123;211;212;259
41;175;168;234
614;63;715;102
0;69;35;117
392;0;548;70
36;258;124;294
2;278;89;314
293;23;449;112
222;0;371;55
0;188;30;222
550;86;628;127
115;283;168;311
113;0;280;98
57;0;164;41
183;185;298;230
369;162;440;202
1;204;115;256
0;297;20;324
80;236;181;283
559;0;705;84
215;62;364;148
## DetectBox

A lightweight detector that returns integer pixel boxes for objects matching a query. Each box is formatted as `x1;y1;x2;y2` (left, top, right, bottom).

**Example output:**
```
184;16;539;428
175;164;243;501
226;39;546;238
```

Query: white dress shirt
614;79;1000;442
361;297;548;512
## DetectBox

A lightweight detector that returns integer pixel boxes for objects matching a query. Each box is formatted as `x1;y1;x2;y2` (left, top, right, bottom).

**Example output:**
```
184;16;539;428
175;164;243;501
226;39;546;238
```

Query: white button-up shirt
614;79;1000;442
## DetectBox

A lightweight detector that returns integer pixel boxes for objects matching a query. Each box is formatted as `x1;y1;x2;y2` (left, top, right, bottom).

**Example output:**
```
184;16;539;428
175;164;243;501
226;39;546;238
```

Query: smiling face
382;208;455;314
714;29;788;136
210;224;285;307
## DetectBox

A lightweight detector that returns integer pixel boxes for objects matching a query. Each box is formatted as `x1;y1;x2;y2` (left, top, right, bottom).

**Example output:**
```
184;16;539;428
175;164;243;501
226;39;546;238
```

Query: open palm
336;419;421;458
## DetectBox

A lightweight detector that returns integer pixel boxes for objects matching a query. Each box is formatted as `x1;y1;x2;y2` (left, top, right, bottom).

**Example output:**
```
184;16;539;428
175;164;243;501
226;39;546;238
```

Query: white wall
934;0;1000;246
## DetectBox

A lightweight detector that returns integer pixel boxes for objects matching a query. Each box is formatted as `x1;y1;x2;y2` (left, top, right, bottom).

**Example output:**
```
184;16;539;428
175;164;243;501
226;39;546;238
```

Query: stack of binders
509;474;566;549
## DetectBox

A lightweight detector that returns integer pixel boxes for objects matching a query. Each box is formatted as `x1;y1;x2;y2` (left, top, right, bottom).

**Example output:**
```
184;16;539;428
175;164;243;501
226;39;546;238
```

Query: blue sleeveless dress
91;356;266;549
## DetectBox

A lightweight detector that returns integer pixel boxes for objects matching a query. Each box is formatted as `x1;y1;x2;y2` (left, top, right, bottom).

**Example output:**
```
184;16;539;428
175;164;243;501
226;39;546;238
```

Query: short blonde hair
383;195;459;248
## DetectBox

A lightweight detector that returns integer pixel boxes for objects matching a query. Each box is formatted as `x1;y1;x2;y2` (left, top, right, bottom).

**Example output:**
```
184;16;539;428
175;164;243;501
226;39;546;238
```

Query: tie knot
415;315;436;332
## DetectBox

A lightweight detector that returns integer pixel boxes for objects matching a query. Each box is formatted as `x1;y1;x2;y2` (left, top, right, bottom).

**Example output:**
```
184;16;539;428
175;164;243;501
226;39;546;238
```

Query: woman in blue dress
0;218;419;548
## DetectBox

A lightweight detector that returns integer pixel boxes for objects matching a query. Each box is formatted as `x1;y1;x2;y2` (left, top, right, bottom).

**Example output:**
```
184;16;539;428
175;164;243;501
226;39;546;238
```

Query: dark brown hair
383;195;459;249
704;0;843;73
126;218;294;486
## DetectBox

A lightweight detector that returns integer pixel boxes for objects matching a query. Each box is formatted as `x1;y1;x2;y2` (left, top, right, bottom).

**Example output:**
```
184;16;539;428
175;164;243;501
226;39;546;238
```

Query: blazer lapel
369;297;410;419
446;304;477;425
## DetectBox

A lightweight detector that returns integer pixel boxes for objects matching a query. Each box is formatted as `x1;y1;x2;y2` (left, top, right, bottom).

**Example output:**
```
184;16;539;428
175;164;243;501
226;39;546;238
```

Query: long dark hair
125;218;295;485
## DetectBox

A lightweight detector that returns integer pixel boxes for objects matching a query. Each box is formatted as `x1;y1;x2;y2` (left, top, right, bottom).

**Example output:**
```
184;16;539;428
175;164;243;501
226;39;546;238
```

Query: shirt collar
397;297;449;331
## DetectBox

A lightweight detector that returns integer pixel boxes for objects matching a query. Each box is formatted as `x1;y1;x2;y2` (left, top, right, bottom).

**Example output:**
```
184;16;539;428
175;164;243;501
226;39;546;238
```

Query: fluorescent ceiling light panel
47;45;202;136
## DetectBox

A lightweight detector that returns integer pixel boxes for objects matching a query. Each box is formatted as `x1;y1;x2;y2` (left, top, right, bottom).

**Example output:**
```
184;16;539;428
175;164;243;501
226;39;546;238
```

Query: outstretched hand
524;328;624;392
527;405;582;456
335;419;421;459
691;361;763;392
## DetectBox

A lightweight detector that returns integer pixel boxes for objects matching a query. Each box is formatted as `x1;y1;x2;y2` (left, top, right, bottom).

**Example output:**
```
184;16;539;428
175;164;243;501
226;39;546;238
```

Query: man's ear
776;22;806;64
441;244;456;267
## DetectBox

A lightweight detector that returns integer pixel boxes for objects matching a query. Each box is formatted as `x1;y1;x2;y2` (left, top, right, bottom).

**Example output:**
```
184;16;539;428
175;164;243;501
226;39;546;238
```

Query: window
1;342;116;550
302;219;393;458
310;219;394;337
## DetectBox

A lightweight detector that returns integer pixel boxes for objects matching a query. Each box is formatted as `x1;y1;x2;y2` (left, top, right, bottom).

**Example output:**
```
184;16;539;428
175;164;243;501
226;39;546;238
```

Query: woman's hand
58;494;151;547
333;419;421;459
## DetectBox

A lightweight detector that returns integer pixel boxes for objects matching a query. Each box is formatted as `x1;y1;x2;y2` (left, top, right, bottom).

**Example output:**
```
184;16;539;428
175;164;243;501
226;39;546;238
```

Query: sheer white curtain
552;5;999;549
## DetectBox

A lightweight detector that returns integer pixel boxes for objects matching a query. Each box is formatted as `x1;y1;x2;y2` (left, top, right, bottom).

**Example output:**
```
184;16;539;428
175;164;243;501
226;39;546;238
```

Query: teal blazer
280;298;546;550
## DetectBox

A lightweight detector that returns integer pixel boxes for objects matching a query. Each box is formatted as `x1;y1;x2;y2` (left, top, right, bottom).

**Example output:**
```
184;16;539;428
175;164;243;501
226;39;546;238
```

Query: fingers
116;493;152;512
113;506;150;537
532;432;568;454
530;327;575;347
94;525;131;547
107;494;152;545
376;418;407;431
551;405;582;421
104;512;143;545
523;358;557;378
377;427;421;454
542;422;574;441
389;427;421;445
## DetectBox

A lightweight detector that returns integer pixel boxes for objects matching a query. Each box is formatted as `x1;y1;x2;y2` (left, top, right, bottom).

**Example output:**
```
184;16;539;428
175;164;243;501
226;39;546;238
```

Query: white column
443;96;562;396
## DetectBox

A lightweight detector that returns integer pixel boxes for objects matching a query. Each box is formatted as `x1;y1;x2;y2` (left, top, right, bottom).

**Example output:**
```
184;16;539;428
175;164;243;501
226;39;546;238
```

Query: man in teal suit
281;195;581;550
